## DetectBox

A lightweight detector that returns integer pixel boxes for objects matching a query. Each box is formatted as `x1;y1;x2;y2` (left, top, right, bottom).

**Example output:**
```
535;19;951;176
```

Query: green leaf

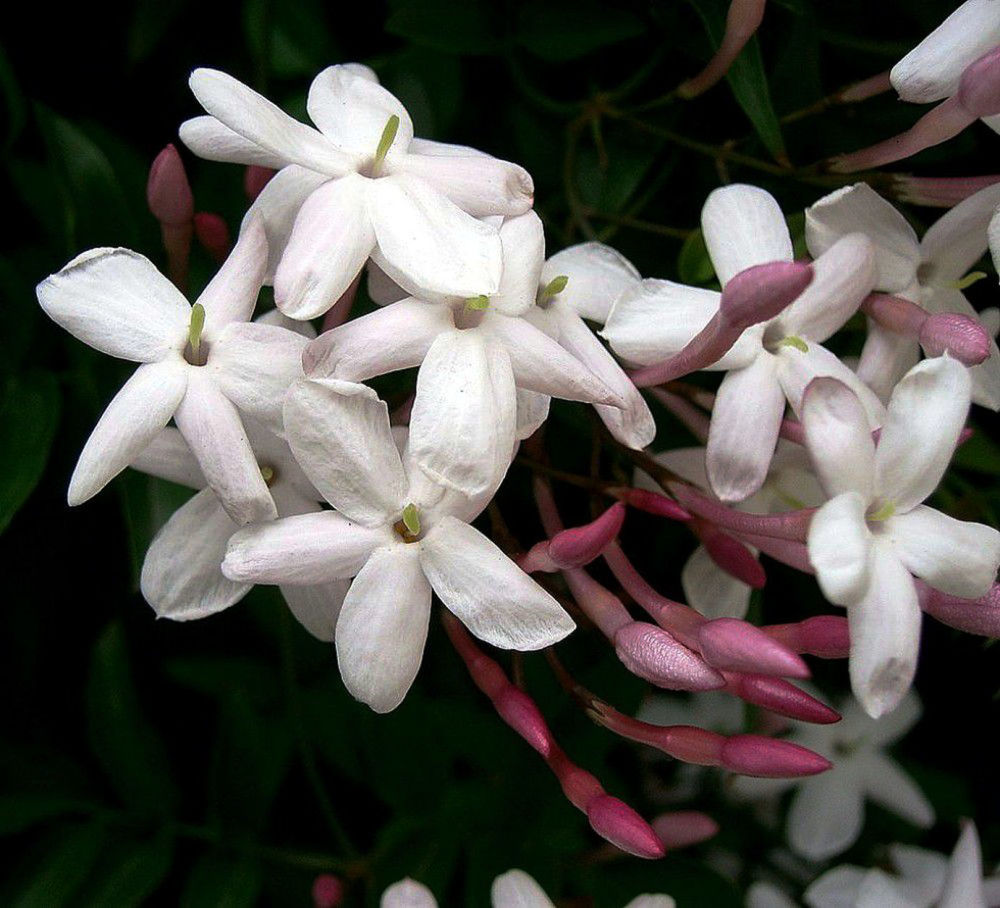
677;228;717;286
0;45;26;149
83;831;174;907
516;1;644;62
0;794;92;837
86;623;177;816
181;854;262;908
11;822;109;908
386;0;502;55
688;0;786;160
0;372;60;535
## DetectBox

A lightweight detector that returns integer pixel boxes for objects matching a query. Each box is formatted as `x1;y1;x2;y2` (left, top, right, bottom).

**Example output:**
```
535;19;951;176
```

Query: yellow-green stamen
951;270;988;291
188;303;206;358
260;465;275;485
465;295;490;311
868;501;895;522
401;502;421;536
538;274;568;304
372;114;400;176
778;335;809;353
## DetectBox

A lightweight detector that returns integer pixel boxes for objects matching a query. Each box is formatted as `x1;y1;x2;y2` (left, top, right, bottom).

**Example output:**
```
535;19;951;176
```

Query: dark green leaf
0;45;26;148
516;1;644;62
83;831;174;907
386;0;502;56
181;854;262;908
11;822;109;908
0;794;93;837
677;228;717;286
0;372;60;535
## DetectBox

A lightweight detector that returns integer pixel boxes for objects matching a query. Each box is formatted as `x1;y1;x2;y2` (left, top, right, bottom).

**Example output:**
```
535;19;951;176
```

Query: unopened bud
244;165;275;201
719;260;813;329
194;212;231;263
919;313;991;365
720;734;831;777
587;795;665;859
547;502;625;568
495;686;552;757
147;144;193;226
698;524;767;589
698;618;809;678
311;874;344;908
652;811;719;849
614;622;725;691
612;487;691;521
728;674;841;724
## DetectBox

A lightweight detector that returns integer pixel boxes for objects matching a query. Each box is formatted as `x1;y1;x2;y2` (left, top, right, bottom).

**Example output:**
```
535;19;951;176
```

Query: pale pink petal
178;115;288;168
381;878;438;908
920;181;1000;283
857;320;922;403
541;241;640;323
283;378;409;525
281;581;350;643
490;212;545;316
273;173;376;320
515;389;550;441
197;214;268;332
885;505;1000;598
129;427;204;489
808;492;873;606
419;516;575;649
875;355;971;512
68;361;188;505
173;370;276;525
489;869;555;908
335;544;431;713
224;510;386;584
939;822;988;908
37;248;189;362
701;184;793;286
706;354;785;502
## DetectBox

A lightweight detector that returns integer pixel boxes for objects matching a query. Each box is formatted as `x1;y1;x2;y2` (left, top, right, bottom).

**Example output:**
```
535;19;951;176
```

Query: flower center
775;334;808;353
369;114;400;178
260;465;277;487
393;502;422;543
536;274;568;307
184;303;209;366
866;500;895;523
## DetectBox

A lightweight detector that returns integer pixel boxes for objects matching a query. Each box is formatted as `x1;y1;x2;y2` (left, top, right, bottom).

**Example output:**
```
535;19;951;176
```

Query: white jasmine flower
222;378;574;713
732;692;933;862
803;357;1000;717
36;217;308;525
603;184;883;502
806;182;1000;408
180;63;534;318
303;211;625;496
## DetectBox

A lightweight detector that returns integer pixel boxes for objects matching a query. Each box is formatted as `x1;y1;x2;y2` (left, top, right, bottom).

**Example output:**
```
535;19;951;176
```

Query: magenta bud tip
548;502;626;568
720;260;813;328
587;795;666;859
920;313;992;365
495;687;552;757
958;46;1000;118
193;212;231;264
615;487;691;521
311;874;344;908
614;623;726;691
721;734;832;778
736;675;842;724
147;144;194;227
700;527;767;589
699;619;810;679
651;811;720;849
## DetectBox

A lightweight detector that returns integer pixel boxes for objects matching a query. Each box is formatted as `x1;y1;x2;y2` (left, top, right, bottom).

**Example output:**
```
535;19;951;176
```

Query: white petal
681;545;752;619
281;581;349;642
283;378;409;525
701;184;793;286
890;0;1000;103
864;689;923;748
803;865;868;908
302;297;450;380
940;823;987;908
408;330;517;497
515;388;551;440
419;517;575;649
848;541;921;719
551;304;655;448
490;212;545;316
197;214;268;333
335;544;431;713
861;753;934;828
857;320;922;404
805;184;920;293
489;869;555;908
396;147;534;218
188;68;350;174
224;511;385;584
367;260;407;305
368;173;502;299
37;248;189;362
252;306;316;338
920;182;1000;283
624;897;675;908
854;870;919;908
776;340;886;428
705;354;785;502
306;64;413;158
772;234;875;343
141;488;249;620
206;321;307;435
129;427;204;489
178;115;288;168
885;505;1000;598
541;241;640;323
173;370;276;525
787;768;865;860
381;878;438;908
801;375;876;499
273;173;376;319
483;311;622;405
240;165;331;281
808;492;873;606
875;355;971;512
68;361;188;505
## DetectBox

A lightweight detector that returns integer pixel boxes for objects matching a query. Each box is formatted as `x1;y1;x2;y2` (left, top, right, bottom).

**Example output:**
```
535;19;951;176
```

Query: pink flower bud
919;580;1000;637
670;483;814;542
495;686;552;757
862;293;928;336
726;674;841;724
764;615;850;659
697;523;767;588
652;811;719;849
891;174;1000;208
720;734;831;778
547;502;625;568
194;212;231;263
919;313;992;365
244;165;276;201
587;795;665;859
698;618;810;678
719;260;814;328
312;874;344;908
612;487;691;521
549;750;604;809
835;71;892;103
614;622;726;691
958;46;1000;118
147;144;193;227
678;0;766;99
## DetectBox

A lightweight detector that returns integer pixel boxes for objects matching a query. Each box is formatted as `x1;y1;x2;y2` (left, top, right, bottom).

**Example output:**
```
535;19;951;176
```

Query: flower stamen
371;114;400;177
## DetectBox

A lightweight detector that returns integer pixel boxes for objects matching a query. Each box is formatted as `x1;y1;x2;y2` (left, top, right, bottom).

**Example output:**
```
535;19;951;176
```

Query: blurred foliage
1;0;999;904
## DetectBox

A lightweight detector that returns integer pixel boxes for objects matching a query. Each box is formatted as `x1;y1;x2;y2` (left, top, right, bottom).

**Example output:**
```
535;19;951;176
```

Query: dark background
1;1;998;904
